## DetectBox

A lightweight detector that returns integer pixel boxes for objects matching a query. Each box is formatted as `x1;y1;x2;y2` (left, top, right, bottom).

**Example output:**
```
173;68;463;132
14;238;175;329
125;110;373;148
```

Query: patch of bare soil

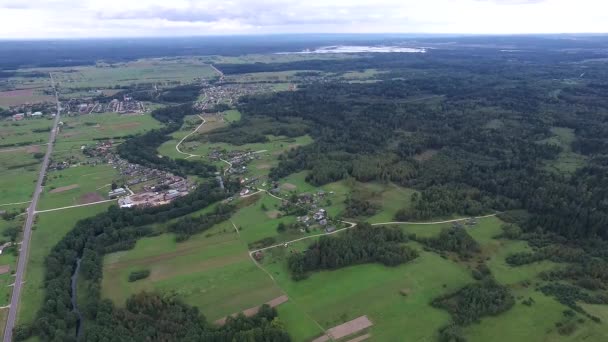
214;295;289;325
256;163;272;170
78;192;104;204
413;149;438;162
281;183;297;191
0;89;34;97
49;184;79;193
0;265;10;275
266;210;280;219
26;145;40;153
312;315;373;342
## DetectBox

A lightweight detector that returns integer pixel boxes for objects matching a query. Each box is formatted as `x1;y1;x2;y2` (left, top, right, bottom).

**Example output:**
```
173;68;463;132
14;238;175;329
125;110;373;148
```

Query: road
175;114;206;159
3;73;63;342
249;189;497;255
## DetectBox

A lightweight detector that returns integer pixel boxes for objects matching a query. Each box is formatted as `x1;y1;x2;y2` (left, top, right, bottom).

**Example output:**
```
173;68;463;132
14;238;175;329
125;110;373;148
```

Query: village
64;94;146;115
80;140;194;208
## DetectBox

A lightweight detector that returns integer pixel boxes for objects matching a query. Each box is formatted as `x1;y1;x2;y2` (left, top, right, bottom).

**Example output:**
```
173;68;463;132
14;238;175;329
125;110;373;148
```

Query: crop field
57;112;162;143
17;203;112;327
0;147;45;204
0;89;53;107
100;221;284;321
47;58;218;90
0;119;54;147
37;163;119;210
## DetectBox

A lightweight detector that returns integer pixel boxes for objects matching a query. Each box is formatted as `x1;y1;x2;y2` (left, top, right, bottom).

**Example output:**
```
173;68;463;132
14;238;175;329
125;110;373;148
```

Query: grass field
261;243;472;341
58;112;162;144
542;127;587;174
17;203;112;326
0;146;45;204
48;59;218;90
37;163;119;210
100;221;284;321
0;119;54;147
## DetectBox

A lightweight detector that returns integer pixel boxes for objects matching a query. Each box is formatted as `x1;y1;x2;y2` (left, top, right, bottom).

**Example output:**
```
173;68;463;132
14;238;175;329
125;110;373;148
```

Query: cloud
0;0;607;39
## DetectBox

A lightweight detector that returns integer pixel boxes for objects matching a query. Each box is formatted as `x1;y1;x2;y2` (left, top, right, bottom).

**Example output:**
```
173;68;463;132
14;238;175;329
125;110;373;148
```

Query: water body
279;45;427;54
71;258;83;340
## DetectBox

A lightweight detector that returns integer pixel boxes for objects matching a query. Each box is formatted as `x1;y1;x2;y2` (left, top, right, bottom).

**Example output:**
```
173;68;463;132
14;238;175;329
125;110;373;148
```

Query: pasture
100;221;284;321
0;146;45;204
47;58;218;90
58;112;162;143
37;163;119;210
0;119;53;147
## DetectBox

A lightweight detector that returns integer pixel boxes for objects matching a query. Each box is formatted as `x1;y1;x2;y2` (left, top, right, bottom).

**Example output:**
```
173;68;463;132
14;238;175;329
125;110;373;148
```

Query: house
325;226;336;233
12;113;24;121
31;111;43;117
164;189;181;200
108;187;127;198
319;219;328;226
118;197;134;208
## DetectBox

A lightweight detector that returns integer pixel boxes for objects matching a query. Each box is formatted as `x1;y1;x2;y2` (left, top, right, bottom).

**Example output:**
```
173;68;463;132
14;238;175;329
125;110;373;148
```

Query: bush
128;270;150;282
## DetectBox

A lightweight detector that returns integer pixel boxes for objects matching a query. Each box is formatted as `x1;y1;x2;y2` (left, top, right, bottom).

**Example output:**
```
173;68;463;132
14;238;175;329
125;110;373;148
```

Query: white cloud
0;0;607;38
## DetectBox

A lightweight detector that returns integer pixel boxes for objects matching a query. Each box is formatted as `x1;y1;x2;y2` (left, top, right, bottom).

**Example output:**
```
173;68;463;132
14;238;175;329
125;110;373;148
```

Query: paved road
3;73;62;342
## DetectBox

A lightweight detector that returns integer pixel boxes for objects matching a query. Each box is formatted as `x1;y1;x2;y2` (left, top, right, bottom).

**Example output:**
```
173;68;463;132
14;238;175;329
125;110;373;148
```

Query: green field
17;203;112;326
100;221;283;321
0;119;54;147
58;112;162;144
542;127;587;174
47;58;218;90
0;147;45;204
37;163;119;210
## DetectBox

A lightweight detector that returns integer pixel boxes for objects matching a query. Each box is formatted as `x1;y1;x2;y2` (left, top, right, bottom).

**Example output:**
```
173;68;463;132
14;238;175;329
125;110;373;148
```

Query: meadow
57;112;162;144
0;146;45;204
37;163;119;210
45;58;218;90
0;118;54;147
100;220;284;322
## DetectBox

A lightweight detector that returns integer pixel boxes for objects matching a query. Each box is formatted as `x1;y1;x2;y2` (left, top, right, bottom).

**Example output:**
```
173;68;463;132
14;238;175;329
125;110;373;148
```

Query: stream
71;258;83;340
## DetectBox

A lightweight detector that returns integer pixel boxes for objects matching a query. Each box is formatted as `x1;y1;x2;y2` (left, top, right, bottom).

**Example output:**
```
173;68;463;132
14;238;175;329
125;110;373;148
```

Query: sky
1;0;607;39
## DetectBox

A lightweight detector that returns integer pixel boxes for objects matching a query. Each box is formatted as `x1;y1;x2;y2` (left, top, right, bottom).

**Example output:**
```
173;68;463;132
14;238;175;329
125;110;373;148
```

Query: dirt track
214;295;289;325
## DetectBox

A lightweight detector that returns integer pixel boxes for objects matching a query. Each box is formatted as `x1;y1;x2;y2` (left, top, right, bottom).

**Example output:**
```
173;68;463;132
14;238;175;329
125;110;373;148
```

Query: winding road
3;73;63;342
175;114;206;159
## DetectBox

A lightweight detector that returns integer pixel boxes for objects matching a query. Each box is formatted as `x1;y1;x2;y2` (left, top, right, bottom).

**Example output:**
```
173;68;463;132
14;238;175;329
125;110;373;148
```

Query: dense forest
84;293;290;342
288;223;418;280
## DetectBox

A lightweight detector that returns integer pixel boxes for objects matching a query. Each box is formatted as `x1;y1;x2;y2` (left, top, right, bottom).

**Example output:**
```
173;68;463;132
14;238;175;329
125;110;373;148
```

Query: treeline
414;226;480;259
191;116;310;146
432;279;514;326
84;292;291;341
168;204;235;241
287;223;418;280
117;103;216;177
15;181;233;341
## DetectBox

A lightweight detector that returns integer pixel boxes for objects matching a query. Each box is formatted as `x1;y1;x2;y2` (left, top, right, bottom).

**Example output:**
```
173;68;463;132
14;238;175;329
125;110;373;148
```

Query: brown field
49;184;79;193
346;333;371;342
0;265;10;275
256;163;272;170
78;192;104;204
281;183;297;191
0;89;34;97
266;210;281;219
414;149;438;162
214;295;289;325
312;315;373;342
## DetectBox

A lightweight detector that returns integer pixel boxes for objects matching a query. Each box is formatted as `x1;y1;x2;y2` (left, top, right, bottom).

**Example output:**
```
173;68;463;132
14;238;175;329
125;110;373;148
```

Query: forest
287;223;418;280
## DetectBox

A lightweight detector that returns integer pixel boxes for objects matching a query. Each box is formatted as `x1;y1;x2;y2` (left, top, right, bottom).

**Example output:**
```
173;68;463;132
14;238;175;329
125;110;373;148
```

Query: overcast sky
1;0;607;39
